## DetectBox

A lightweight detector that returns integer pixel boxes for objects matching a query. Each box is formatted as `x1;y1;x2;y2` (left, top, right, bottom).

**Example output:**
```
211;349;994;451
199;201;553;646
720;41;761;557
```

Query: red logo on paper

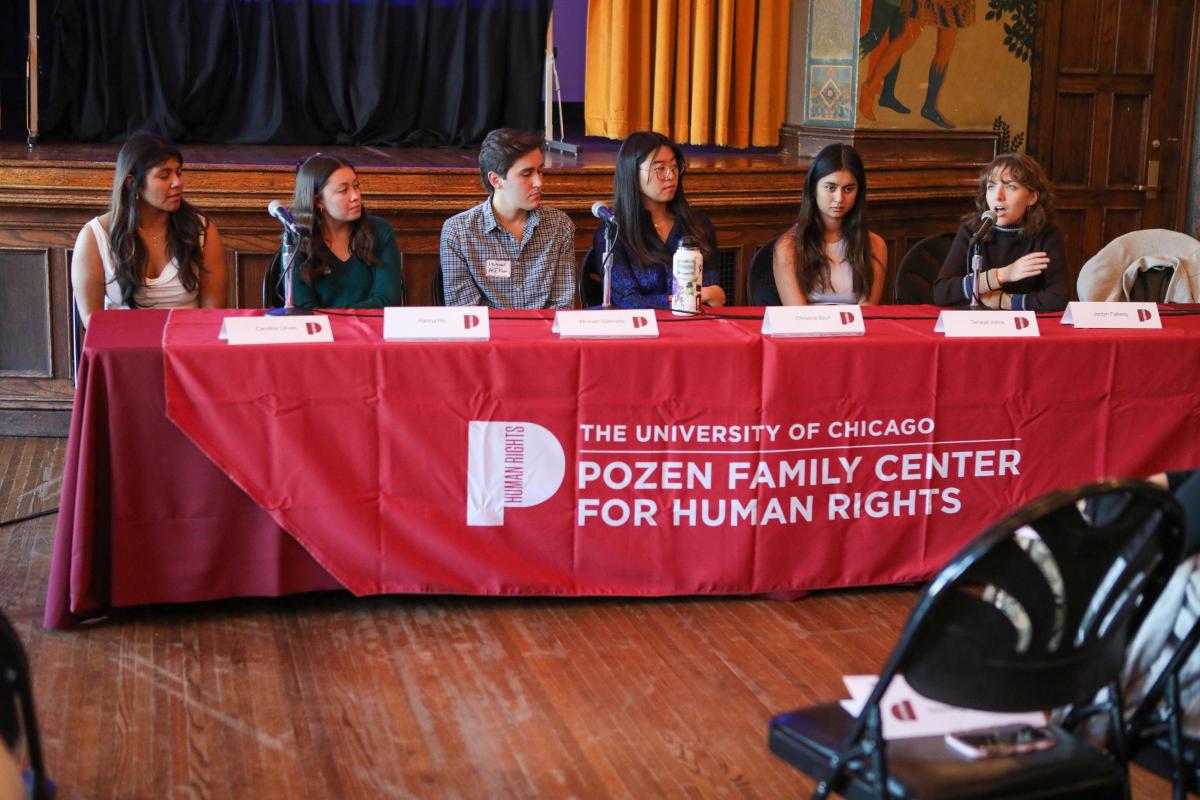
632;316;648;329
463;315;480;329
1137;309;1152;322
305;322;323;335
840;312;855;325
1013;317;1030;330
891;700;917;721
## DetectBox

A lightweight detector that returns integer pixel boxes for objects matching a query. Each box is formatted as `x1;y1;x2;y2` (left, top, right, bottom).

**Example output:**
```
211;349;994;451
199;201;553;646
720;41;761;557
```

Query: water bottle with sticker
671;236;702;315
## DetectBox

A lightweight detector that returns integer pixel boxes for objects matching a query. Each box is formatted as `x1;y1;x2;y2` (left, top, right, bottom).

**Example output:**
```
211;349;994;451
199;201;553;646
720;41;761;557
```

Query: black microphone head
971;209;997;242
268;199;286;216
591;201;609;219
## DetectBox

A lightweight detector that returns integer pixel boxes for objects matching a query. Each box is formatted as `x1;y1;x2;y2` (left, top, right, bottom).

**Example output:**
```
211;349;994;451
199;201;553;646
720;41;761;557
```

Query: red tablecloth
48;306;1200;628
46;311;340;629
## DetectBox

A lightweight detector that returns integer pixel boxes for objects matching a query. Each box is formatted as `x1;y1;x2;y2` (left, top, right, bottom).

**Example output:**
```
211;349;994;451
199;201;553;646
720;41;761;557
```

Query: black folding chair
894;233;954;305
0;611;52;798
262;249;286;309
1124;610;1200;799
430;265;445;306
1123;471;1200;800
263;249;408;308
769;479;1184;799
577;247;603;309
746;236;782;306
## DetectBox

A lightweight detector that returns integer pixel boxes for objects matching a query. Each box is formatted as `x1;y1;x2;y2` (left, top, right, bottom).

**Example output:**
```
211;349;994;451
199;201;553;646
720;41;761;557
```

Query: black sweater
933;222;1070;312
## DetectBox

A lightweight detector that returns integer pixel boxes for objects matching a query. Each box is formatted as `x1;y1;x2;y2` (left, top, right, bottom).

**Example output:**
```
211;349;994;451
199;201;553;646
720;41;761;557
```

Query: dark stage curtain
44;0;551;146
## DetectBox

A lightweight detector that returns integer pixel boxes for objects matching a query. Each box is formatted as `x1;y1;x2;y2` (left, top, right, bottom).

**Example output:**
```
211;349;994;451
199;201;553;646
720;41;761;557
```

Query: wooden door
1030;0;1199;288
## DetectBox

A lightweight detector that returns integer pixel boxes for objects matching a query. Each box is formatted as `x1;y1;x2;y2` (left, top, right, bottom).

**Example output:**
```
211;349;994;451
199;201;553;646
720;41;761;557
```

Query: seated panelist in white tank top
71;132;228;328
772;143;886;306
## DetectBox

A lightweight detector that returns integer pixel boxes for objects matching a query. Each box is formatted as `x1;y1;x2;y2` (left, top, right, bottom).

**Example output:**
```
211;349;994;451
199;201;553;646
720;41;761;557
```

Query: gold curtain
584;0;790;148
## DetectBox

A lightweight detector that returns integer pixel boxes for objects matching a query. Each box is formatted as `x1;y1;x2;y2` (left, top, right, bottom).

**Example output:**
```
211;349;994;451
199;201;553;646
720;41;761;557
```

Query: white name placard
935;310;1040;338
552;309;659;338
1061;301;1161;329
383;307;490;341
761;305;865;337
219;315;334;344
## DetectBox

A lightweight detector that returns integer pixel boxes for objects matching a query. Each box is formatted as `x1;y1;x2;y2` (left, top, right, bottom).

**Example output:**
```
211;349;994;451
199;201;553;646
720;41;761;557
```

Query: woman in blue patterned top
589;131;726;309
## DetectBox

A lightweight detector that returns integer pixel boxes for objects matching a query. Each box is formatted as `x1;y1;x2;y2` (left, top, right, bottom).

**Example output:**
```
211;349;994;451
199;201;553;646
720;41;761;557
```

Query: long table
46;307;1200;628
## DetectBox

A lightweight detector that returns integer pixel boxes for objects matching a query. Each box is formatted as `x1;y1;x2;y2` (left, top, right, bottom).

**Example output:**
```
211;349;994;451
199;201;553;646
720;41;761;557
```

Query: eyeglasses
640;161;685;180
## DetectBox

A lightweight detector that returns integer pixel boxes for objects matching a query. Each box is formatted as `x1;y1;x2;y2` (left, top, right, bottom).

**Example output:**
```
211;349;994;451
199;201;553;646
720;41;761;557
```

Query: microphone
970;210;997;244
267;200;304;234
591;201;617;225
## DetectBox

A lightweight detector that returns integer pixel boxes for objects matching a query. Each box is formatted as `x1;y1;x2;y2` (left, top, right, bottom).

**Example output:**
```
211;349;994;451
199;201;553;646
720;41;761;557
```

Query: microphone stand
266;227;305;316
968;238;982;309
601;219;616;309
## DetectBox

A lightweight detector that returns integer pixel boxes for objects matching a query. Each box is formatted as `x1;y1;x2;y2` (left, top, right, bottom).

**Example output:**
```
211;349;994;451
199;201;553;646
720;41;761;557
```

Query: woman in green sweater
289;154;405;308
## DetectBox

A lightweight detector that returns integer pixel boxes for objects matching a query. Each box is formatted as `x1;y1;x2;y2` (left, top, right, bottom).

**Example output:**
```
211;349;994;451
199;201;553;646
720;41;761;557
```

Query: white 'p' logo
466;421;565;525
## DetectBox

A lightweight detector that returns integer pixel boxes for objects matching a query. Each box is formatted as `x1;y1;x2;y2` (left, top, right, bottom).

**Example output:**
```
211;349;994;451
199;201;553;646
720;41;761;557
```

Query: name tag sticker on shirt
935;310;1040;338
1061;301;1161;329
552;310;659;338
383;306;490;341
761;305;865;337
485;259;512;278
219;315;334;344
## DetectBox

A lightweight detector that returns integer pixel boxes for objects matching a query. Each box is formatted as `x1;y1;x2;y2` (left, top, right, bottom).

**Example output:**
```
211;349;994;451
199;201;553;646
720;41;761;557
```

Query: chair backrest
263;250;408;307
262;249;285;308
894;233;955;304
1078;228;1200;302
70;298;84;382
1127;264;1174;303
578;247;603;308
0;611;52;799
746;236;781;306
871;480;1183;718
431;265;445;306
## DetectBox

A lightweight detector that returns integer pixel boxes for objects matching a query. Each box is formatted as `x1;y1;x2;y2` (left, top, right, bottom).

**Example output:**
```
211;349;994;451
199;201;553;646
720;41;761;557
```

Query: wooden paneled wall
0;137;994;435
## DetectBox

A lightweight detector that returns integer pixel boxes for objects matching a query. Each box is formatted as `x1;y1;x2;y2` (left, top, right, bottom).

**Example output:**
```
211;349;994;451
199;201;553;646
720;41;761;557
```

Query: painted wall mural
805;0;1034;146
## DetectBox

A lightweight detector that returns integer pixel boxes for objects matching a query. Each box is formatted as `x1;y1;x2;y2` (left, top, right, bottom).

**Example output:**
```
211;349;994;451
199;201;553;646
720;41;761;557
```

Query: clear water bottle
671;237;702;315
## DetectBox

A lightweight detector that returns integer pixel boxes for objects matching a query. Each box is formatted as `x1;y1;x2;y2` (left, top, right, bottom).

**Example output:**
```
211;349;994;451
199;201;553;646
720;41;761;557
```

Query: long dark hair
968;152;1056;238
611;131;712;270
786;143;873;301
291;154;379;285
107;133;206;308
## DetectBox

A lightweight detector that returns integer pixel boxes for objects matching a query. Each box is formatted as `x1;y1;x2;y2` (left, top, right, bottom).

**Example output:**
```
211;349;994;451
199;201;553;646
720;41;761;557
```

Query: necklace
138;228;166;245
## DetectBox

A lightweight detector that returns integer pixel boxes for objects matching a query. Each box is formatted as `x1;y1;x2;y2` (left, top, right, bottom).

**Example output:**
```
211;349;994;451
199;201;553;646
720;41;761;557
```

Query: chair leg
813;759;841;800
1167;673;1185;800
1107;682;1128;762
866;705;888;800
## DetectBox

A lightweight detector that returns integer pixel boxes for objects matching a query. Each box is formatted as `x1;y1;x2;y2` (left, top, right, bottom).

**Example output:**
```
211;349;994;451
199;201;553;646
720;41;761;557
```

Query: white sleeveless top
85;217;201;310
807;239;859;304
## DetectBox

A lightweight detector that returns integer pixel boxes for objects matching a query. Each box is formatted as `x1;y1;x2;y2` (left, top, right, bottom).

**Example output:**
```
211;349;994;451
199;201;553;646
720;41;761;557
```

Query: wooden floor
0;437;1175;798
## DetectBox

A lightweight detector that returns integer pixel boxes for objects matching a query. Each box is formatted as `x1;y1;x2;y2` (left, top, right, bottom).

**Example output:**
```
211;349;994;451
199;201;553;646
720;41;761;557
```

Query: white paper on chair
837;675;1047;740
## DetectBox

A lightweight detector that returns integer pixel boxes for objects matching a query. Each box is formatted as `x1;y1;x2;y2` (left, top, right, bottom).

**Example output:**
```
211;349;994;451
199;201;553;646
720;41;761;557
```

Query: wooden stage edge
0;135;996;435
